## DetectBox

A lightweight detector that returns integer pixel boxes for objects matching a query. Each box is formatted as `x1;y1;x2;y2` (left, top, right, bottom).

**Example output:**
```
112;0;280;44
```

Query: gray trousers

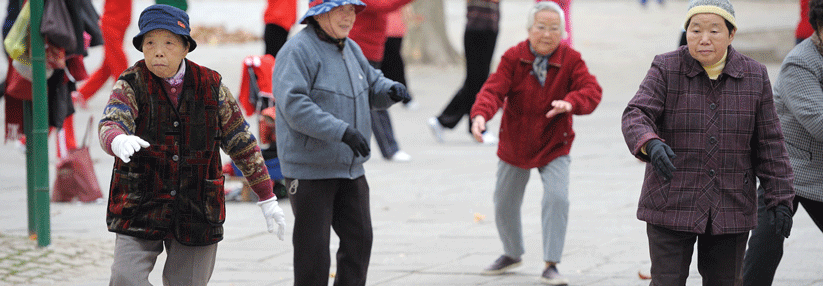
110;234;218;286
494;156;570;263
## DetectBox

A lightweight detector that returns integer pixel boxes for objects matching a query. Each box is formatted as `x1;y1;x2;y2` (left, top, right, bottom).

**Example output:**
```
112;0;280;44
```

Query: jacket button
709;136;717;144
170;190;177;196
709;169;715;176
710;103;717;110
173;121;179;127
172;155;179;161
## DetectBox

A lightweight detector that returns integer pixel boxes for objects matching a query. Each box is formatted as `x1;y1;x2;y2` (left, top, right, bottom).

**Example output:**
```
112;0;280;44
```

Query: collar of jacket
310;24;346;50
518;40;564;69
682;45;745;79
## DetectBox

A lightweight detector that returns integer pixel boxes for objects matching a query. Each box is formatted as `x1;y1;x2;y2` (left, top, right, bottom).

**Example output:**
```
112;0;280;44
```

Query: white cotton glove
257;197;287;241
110;134;150;163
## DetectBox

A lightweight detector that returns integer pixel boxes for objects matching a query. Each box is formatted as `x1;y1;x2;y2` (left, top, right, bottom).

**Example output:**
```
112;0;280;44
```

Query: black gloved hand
771;204;793;238
645;139;677;181
388;83;412;104
341;126;370;157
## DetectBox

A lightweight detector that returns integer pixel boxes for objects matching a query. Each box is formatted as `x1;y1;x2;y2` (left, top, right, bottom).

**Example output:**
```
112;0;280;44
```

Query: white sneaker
481;132;498;145
390;150;412;162
427;117;445;143
403;99;420;111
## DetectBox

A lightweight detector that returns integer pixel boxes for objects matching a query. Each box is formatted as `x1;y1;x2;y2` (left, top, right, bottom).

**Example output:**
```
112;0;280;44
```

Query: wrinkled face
686;13;735;66
315;4;356;38
528;9;563;56
142;29;189;78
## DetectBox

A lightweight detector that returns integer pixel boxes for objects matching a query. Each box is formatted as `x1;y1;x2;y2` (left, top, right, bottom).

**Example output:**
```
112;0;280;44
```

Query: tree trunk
403;0;461;65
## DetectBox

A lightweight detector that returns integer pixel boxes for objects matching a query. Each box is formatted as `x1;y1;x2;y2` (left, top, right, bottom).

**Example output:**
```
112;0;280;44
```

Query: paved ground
2;0;821;285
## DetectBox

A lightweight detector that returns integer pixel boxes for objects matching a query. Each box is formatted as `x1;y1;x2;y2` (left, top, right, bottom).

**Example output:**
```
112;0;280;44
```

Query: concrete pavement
2;0;821;285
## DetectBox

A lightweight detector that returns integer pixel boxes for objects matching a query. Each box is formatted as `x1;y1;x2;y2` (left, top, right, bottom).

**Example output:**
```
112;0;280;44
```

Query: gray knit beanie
684;0;737;30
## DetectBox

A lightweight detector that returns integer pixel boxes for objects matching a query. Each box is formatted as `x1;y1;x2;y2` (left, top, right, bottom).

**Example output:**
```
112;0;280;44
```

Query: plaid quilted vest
106;59;226;246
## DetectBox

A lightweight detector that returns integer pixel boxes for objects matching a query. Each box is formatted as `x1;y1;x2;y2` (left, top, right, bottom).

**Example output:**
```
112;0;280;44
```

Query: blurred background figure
640;0;665;8
348;0;416;162
427;0;499;144
738;0;823;284
263;0;297;57
797;0;814;44
73;0;131;108
156;0;186;11
382;4;418;110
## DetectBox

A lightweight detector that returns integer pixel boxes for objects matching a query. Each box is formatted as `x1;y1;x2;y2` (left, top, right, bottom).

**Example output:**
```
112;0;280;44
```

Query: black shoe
482;255;522;275
540;265;569;285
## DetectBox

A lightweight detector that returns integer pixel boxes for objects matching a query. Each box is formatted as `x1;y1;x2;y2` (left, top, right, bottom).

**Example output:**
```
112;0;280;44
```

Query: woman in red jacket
470;2;602;285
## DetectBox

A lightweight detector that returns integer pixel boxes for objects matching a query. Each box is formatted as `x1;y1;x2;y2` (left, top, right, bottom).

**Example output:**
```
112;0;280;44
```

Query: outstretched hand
111;134;150;163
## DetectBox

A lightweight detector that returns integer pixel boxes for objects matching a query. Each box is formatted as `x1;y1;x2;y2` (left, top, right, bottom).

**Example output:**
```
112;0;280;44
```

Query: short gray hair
527;1;567;38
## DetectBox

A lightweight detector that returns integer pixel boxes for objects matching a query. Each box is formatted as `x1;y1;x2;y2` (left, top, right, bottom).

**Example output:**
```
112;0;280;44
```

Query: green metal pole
23;101;34;237
29;0;50;247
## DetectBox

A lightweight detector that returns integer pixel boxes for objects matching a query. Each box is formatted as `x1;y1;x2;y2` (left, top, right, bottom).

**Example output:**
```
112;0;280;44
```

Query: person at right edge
470;2;602;285
738;0;823;285
621;0;795;285
272;0;412;285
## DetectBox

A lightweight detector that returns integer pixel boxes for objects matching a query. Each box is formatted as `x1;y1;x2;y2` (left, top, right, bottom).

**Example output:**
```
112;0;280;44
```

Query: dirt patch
190;25;261;45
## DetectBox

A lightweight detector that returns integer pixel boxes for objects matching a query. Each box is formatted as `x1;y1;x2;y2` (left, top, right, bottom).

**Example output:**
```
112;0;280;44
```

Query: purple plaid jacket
622;46;795;235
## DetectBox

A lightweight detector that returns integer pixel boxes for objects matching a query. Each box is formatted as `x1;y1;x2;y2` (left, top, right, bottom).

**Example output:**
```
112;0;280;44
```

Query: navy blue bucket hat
132;4;197;52
298;0;366;24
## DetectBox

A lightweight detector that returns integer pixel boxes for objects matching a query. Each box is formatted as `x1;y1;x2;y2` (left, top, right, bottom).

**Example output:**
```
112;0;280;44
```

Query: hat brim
299;0;366;24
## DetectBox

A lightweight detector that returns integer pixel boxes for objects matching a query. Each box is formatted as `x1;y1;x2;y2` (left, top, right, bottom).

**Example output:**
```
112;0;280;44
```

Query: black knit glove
341;126;370;157
771;204;793;238
388;83;411;104
645;139;677;181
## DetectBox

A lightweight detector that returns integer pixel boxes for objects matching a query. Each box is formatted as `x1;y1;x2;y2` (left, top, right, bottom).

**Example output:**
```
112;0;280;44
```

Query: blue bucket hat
298;0;367;24
132;4;197;52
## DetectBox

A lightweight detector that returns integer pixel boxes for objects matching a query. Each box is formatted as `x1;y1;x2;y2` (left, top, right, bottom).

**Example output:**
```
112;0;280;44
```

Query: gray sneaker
540;265;569;285
482;255;522;275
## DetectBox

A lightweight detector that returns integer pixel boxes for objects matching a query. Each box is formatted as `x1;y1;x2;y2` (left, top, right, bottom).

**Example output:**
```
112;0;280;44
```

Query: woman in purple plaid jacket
621;0;795;285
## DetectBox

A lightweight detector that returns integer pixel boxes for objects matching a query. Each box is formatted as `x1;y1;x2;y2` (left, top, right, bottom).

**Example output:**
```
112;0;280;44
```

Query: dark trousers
287;176;373;286
647;223;748;286
436;29;498;133
739;186;823;286
382;37;407;86
368;60;400;158
264;23;289;57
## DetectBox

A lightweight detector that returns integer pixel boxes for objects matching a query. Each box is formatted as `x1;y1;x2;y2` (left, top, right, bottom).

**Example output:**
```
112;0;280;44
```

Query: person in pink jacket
470;2;601;285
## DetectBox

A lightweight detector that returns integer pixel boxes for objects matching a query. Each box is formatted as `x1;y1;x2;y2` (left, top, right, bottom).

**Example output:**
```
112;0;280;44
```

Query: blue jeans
739;186;823;285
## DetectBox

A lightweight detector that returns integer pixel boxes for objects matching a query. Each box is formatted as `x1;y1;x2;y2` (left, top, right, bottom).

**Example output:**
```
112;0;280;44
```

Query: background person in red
348;0;415;162
798;0;814;43
263;0;297;57
470;2;602;284
73;0;131;108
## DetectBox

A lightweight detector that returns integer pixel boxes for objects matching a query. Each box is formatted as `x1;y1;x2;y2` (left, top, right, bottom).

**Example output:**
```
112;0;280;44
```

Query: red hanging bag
51;116;102;202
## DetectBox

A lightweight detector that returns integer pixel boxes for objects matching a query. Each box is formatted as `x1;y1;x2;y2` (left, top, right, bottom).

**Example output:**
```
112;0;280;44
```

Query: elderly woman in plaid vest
98;4;286;285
